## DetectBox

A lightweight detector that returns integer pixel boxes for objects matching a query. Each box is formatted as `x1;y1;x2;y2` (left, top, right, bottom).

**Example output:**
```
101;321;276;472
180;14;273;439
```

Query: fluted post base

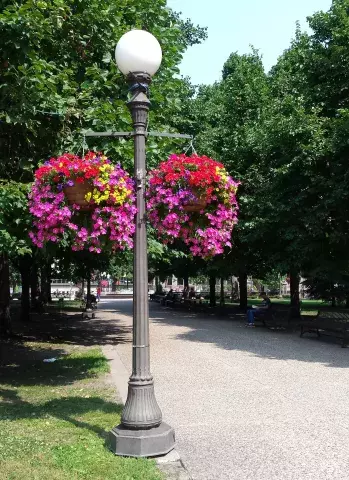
109;422;175;458
121;380;162;429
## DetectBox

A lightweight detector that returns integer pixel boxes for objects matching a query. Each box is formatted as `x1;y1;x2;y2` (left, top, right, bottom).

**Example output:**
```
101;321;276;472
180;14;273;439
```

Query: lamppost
109;30;175;458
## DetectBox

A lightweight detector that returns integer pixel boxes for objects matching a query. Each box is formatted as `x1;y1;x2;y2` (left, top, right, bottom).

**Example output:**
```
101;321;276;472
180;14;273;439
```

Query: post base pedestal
109;422;175;457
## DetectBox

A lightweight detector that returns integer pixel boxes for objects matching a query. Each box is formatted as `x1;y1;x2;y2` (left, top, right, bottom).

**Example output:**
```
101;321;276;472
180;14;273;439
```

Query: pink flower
147;154;240;258
29;153;136;253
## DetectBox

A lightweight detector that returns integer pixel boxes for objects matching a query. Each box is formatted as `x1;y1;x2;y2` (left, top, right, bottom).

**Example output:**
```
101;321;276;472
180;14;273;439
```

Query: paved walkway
99;299;349;480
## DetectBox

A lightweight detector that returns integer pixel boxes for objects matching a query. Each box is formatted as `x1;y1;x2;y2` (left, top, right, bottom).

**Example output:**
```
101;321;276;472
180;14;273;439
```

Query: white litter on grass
43;358;57;363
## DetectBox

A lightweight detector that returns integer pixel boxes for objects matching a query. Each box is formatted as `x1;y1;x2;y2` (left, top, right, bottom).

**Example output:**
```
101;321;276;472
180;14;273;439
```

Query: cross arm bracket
83;130;193;140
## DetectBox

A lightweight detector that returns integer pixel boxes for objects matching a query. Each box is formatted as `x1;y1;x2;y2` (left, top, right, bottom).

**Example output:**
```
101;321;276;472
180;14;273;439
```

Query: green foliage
190;49;272;279
107;250;133;281
0;0;206;180
0;182;32;256
0;0;207;282
188;2;349;302
51;248;111;283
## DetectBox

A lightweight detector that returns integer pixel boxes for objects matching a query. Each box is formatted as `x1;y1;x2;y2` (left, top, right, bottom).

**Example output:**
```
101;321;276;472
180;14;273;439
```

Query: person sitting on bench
246;292;271;327
161;289;174;306
188;287;196;299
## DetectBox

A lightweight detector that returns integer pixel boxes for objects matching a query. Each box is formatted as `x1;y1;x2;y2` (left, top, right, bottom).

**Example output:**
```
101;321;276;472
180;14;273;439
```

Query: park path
99;299;349;480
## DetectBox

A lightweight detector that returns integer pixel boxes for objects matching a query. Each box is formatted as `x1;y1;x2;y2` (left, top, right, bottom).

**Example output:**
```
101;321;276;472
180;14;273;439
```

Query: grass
224;298;332;311
48;300;84;312
0;344;163;480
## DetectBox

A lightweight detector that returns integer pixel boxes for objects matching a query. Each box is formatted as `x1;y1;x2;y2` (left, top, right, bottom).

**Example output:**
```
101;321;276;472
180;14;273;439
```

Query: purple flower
146;158;240;258
28;154;136;253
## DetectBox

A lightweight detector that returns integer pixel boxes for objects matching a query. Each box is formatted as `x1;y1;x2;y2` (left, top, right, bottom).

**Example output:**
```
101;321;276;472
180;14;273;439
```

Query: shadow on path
3;308;132;349
148;303;349;369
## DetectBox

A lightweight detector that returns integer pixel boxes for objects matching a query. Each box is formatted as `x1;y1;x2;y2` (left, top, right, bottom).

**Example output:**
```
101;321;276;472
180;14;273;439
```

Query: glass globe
115;30;162;77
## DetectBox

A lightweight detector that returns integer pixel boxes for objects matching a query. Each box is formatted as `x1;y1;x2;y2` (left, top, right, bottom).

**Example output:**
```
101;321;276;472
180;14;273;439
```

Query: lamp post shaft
121;74;162;428
109;73;175;457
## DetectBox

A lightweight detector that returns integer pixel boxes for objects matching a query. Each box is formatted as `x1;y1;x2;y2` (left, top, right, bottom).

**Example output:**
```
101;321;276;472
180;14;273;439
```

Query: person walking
96;286;101;302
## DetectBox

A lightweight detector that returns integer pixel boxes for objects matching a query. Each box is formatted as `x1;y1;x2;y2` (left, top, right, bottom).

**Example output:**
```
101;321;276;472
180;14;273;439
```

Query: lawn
0;343;162;480
225;298;332;311
48;299;84;312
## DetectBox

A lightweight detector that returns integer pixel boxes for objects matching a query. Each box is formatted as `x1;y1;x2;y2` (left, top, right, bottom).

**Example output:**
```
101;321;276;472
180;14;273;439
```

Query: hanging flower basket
182;190;207;212
64;182;94;210
147;154;240;258
29;152;136;253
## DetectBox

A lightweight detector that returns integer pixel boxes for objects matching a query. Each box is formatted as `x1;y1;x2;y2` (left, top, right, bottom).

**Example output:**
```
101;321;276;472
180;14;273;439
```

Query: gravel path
99;299;349;480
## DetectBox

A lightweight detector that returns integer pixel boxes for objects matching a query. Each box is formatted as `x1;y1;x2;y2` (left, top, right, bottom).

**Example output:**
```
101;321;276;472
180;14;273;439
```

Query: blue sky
167;0;332;85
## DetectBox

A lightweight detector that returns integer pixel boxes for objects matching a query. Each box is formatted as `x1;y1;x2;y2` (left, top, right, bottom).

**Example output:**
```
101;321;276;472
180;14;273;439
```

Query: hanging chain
82;134;87;157
184;139;197;156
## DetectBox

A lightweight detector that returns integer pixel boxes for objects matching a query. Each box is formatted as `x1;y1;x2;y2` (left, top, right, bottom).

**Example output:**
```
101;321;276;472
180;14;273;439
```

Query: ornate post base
109;422;175;457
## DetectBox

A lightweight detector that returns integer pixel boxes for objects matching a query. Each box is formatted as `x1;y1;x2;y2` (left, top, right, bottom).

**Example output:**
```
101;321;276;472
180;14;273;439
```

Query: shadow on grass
0;342;123;441
0;348;110;386
0;388;121;439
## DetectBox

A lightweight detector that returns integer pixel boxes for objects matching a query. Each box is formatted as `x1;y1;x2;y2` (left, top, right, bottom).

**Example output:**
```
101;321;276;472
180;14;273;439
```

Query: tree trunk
40;264;48;304
290;270;301;318
331;295;336;308
183;275;189;289
238;271;248;310
279;274;282;297
20;261;31;322
87;275;91;296
46;262;52;303
209;275;216;307
231;276;238;301
0;253;12;336
86;274;92;308
30;262;39;305
220;278;225;306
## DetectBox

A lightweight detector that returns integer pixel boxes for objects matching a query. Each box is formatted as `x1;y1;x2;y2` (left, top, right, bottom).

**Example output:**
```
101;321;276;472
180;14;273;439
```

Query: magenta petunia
147;154;240;258
29;152;136;253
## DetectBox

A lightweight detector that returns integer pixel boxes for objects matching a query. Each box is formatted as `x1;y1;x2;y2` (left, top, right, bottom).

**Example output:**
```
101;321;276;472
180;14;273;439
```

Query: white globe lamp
115;30;162;77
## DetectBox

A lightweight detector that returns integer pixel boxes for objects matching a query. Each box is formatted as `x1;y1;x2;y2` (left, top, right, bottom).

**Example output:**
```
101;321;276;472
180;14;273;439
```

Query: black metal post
109;72;175;457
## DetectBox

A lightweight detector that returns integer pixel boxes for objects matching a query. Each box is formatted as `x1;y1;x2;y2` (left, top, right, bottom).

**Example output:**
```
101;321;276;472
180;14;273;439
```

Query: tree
186;2;349;312
0;182;32;331
190;50;274;308
0;0;207;180
262;2;349;309
0;0;207;326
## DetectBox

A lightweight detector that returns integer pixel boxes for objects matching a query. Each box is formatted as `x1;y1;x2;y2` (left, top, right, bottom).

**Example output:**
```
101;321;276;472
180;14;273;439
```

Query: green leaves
0;182;32;256
0;0;206;182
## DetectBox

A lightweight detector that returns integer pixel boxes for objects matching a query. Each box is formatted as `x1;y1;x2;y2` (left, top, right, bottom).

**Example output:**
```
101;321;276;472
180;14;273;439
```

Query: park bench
299;310;349;348
164;292;182;307
253;306;291;329
150;294;166;303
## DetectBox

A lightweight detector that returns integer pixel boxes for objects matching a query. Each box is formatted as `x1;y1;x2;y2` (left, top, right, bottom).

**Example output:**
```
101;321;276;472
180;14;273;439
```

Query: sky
167;0;332;85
